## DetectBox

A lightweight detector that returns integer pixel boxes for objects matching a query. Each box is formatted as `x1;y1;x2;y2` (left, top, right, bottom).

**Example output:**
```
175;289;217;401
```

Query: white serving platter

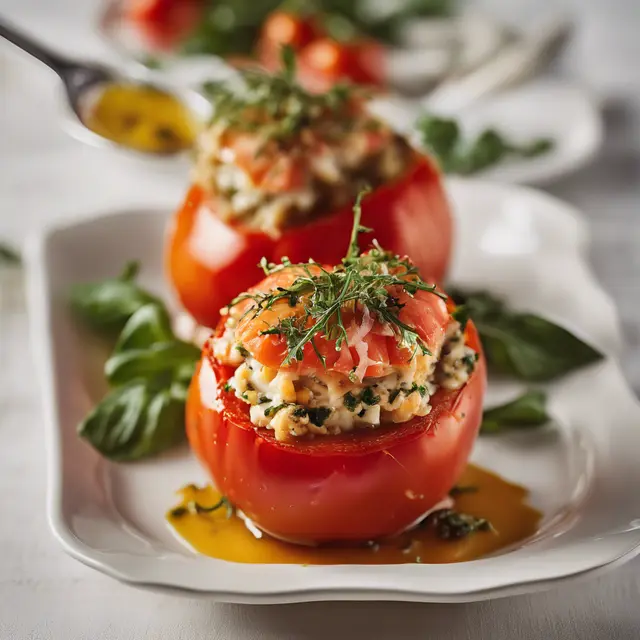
27;178;640;603
372;80;603;185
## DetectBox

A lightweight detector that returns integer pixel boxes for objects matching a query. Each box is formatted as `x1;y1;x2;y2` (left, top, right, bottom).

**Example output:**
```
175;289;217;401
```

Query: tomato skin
186;320;486;542
297;38;386;91
166;186;274;328
258;11;323;72
127;0;204;50
166;156;452;328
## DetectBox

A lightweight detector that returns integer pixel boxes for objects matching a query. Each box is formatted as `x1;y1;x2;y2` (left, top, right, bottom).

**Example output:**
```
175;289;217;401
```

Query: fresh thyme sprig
228;190;446;368
201;46;357;147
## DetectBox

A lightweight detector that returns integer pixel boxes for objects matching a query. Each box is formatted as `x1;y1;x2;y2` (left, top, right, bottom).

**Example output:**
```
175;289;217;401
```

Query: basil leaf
479;314;603;381
415;114;460;162
124;386;187;460
73;261;202;462
114;303;174;353
481;390;549;434
416;115;554;175
70;261;160;335
105;341;201;386
78;379;186;461
450;289;603;381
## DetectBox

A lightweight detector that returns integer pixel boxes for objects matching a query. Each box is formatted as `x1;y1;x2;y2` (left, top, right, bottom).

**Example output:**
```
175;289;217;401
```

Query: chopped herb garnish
343;391;359;412
360;387;380;406
258;395;270;404
223;382;233;393
264;403;289;417
462;352;479;373
423;508;492;540
259;327;282;336
293;406;308;418
228;190;445;369
452;305;469;332
201;46;357;149
388;388;402;404
235;344;250;358
170;496;233;519
307;406;332;426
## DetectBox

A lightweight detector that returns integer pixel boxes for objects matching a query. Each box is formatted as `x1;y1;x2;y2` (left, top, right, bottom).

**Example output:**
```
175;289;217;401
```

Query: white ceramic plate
373;80;603;185
27;179;640;603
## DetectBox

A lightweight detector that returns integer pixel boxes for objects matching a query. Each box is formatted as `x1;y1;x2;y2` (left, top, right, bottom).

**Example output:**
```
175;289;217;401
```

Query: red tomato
166;156;453;328
297;38;387;91
186;315;486;542
127;0;204;50
258;11;323;71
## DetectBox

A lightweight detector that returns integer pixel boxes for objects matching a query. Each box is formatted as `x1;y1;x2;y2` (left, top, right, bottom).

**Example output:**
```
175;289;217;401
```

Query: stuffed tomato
166;62;452;329
185;220;485;543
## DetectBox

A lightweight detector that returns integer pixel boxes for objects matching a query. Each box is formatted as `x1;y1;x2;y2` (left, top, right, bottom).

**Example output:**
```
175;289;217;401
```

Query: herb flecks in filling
194;50;414;236
212;194;477;441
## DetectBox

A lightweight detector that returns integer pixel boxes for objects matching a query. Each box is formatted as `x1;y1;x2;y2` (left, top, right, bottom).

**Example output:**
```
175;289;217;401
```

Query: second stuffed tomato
186;237;485;543
167;65;452;329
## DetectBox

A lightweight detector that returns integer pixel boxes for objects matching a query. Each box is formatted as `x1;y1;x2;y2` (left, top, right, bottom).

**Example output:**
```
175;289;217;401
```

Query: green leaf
78;379;186;462
73;261;202;462
281;44;297;82
70;262;160;336
105;341;200;386
455;129;509;175
0;242;21;266
450;289;604;381
114;303;174;353
481;390;549;434
479;314;603;381
415;114;460;164
415;113;554;175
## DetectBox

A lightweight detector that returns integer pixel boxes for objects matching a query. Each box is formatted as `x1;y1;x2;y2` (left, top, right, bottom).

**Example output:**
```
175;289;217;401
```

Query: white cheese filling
216;321;477;442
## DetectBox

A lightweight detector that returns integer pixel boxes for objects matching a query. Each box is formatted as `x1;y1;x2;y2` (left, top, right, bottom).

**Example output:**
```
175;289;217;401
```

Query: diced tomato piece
126;0;204;50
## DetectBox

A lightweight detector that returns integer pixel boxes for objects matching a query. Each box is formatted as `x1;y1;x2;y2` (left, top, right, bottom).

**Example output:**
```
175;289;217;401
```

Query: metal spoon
0;19;211;157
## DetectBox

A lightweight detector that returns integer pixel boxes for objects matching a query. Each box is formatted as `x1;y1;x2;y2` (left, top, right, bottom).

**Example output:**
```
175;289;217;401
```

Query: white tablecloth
2;1;640;638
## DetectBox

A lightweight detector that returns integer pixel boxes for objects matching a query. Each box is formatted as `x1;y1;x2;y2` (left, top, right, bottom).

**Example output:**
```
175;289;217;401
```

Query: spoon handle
0;19;70;76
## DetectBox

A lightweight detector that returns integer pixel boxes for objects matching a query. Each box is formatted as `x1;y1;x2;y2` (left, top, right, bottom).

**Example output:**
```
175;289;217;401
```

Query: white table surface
1;0;640;638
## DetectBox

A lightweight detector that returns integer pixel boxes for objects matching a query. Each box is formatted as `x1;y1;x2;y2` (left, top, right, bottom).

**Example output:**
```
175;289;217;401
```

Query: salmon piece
233;262;449;379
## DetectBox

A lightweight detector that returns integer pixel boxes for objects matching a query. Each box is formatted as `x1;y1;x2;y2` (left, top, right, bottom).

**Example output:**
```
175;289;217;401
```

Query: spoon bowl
0;18;212;158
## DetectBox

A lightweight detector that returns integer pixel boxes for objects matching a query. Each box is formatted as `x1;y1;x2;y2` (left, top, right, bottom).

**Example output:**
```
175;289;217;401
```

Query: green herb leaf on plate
416;115;555;175
422;508;493;540
0;241;21;266
481;390;549;435
73;263;201;461
450;289;603;381
70;261;161;336
105;340;200;387
114;303;174;353
78;379;188;462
